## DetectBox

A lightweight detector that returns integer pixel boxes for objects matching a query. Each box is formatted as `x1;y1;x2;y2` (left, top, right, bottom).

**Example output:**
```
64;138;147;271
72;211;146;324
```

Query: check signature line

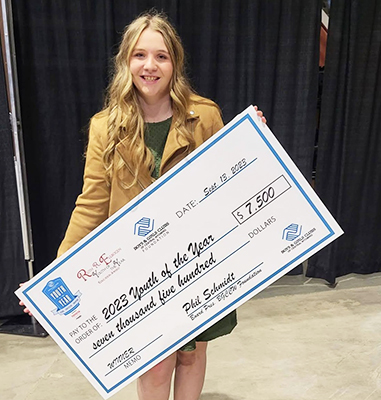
188;262;264;316
103;335;162;376
106;225;239;325
199;157;258;204
161;240;251;312
89;240;250;358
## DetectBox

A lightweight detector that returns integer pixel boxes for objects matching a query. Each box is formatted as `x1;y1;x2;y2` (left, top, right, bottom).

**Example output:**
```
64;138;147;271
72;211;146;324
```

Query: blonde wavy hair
103;11;196;188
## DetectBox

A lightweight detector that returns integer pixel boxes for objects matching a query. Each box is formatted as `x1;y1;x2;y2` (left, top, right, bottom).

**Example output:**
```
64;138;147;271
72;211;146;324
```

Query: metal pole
0;0;34;277
0;0;47;337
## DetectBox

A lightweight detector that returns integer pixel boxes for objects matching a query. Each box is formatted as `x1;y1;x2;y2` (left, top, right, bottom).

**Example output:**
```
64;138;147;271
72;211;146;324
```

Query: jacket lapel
115;108;200;186
115;138;152;190
160;110;199;176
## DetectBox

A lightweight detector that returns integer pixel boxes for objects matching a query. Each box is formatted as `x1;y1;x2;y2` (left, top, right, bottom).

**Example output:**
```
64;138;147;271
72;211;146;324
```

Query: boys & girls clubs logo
133;216;170;252
282;223;302;241
134;217;155;237
280;222;317;255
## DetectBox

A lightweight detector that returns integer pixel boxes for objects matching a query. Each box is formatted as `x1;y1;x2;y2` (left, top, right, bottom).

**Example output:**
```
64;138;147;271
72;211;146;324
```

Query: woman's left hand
254;105;267;124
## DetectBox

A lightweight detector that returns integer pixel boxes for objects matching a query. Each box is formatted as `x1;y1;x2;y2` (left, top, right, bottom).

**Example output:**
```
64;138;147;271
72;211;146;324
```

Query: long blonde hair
103;11;195;188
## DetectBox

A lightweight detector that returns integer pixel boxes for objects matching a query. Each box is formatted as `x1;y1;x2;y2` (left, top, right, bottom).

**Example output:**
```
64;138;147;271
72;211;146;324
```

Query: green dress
145;118;237;351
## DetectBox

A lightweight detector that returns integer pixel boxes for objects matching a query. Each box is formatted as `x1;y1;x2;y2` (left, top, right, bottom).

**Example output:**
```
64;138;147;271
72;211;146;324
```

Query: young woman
21;11;266;400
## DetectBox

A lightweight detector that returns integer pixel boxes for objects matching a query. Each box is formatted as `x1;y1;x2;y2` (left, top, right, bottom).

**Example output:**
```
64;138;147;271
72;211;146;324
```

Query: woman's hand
254;105;267;124
19;283;33;316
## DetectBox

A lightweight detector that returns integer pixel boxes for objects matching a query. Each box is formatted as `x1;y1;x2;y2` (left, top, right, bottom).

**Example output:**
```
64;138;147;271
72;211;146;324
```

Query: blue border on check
22;112;335;394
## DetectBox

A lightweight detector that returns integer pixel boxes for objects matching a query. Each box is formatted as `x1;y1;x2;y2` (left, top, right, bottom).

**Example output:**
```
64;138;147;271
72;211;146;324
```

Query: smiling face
129;27;174;105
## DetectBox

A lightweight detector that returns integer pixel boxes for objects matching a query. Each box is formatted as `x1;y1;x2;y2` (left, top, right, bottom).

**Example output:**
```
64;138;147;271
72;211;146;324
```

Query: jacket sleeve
57;116;111;257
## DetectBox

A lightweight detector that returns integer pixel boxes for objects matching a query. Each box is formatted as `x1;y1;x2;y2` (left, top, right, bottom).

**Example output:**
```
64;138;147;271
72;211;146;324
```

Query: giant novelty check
16;106;343;398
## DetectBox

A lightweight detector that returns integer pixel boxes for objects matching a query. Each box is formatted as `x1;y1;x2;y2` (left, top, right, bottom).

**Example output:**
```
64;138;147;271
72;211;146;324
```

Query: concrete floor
1;271;380;400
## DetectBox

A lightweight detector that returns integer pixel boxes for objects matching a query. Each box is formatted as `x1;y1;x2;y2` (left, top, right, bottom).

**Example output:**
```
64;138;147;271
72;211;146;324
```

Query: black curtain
0;46;29;317
307;0;381;283
178;1;321;180
9;0;320;281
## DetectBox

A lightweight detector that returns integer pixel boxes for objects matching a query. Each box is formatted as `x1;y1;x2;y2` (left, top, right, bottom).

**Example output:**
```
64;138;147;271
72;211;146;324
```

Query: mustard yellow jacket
57;95;223;256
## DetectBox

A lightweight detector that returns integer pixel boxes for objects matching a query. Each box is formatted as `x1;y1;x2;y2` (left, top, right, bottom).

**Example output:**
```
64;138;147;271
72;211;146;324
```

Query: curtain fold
10;0;320;280
307;0;381;283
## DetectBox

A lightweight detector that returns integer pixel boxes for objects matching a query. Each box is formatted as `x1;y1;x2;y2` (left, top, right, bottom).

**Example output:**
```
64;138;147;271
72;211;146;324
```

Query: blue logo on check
42;277;81;316
282;223;302;241
134;217;155;237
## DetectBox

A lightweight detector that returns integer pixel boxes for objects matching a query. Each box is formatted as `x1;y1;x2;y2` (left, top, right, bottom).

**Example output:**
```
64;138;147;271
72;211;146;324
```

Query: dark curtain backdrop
0;47;29;317
307;0;381;283
9;0;321;281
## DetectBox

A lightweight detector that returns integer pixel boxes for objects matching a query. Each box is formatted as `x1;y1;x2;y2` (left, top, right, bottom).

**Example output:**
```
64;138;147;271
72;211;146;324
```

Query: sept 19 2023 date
203;158;247;197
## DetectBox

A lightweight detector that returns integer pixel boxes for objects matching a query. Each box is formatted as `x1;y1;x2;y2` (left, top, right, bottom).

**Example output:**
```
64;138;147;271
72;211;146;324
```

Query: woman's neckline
139;94;172;123
145;116;172;124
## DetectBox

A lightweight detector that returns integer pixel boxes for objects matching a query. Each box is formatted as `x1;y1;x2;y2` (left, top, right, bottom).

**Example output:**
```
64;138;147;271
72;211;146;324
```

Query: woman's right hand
19;283;33;316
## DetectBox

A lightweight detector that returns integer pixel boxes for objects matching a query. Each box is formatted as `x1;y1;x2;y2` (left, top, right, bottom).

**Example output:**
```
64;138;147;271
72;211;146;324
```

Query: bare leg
174;341;208;400
137;352;177;400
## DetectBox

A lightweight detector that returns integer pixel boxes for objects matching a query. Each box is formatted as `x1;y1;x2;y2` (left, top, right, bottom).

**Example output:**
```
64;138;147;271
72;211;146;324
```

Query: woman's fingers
19;300;31;315
24;307;33;316
19;283;33;316
260;114;267;124
253;105;267;124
